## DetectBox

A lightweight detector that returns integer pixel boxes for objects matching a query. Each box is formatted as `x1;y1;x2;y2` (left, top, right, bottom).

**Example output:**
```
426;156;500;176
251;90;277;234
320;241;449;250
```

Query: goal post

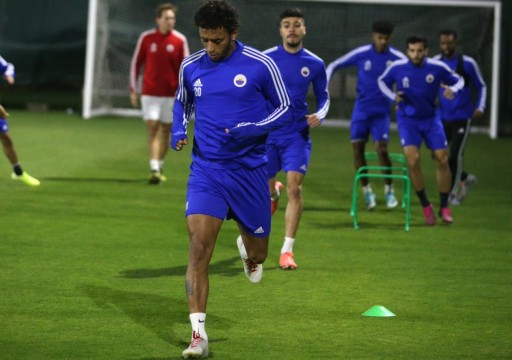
82;0;501;138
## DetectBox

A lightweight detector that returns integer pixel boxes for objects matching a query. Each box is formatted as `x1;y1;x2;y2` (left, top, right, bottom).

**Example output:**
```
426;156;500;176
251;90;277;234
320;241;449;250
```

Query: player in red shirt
130;3;189;184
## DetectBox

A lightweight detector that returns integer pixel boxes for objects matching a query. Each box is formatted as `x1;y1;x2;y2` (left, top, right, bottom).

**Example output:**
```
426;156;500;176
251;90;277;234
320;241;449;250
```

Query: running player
378;35;464;225
0;55;40;187
172;1;292;357
263;8;330;270
130;3;189;184
433;29;486;205
326;21;406;210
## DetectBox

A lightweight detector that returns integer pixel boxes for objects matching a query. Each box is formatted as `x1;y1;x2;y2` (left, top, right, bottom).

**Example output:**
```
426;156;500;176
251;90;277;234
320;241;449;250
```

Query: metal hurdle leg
350;168;411;231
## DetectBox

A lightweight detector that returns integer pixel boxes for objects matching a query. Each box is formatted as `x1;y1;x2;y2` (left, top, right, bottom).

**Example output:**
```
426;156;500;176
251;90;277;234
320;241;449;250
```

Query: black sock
13;164;23;176
440;192;449;208
416;189;430;208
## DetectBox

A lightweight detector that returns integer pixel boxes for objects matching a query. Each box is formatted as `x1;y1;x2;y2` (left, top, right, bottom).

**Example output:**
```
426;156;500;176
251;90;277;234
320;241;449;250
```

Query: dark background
0;0;510;134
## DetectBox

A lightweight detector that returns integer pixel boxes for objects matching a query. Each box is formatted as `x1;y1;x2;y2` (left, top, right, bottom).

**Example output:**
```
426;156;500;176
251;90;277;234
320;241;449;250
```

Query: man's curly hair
194;0;240;34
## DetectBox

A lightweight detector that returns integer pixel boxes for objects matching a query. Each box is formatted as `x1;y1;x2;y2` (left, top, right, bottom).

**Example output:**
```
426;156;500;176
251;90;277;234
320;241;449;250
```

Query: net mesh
86;0;494;127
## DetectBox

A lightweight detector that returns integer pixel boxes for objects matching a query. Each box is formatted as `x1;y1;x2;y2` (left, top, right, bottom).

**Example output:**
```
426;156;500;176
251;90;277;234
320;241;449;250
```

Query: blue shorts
186;161;271;238
397;115;447;150
0;119;8;133
351;110;390;143
266;131;311;178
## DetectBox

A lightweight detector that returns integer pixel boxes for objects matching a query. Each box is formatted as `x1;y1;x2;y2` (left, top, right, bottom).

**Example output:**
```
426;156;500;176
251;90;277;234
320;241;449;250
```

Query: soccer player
171;1;292;358
0;55;40;187
263;8;330;270
130;3;189;184
326;21;406;210
433;29;486;205
378;36;465;225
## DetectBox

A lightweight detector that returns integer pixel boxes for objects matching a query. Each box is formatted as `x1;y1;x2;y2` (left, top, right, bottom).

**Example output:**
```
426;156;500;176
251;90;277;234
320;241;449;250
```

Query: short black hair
372;20;394;35
439;29;458;39
280;7;305;21
406;35;428;48
194;0;239;34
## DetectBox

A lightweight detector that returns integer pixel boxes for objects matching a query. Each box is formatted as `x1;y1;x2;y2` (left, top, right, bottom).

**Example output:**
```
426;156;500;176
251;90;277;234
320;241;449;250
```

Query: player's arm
129;34;146;107
377;65;398;102
441;70;464;100
466;58;487;117
171;64;194;151
307;65;330;128
325;47;361;82
0;55;15;85
227;60;293;140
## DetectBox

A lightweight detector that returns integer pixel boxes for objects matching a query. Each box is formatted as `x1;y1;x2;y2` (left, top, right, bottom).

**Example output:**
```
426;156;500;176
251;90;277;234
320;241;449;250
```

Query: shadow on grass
80;284;230;358
42;176;145;184
119;256;242;279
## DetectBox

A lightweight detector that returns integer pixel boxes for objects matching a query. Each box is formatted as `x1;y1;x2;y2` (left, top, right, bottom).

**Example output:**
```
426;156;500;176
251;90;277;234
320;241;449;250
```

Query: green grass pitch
1;111;511;359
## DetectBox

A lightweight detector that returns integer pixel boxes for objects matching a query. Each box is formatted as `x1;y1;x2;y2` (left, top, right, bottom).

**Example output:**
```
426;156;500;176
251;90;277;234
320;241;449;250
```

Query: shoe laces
243;258;259;273
190;331;203;347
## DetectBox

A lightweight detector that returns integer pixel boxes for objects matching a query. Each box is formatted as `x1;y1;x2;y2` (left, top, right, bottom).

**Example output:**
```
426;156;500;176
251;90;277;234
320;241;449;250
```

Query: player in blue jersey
378;36;465;225
326;21;406;210
171;1;292;358
433;29;486;205
263;8;330;270
0;55;40;187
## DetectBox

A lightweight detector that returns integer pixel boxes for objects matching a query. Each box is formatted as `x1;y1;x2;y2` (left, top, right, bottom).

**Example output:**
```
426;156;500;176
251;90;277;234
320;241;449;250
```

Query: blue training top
171;40;292;169
326;44;406;115
263;45;330;137
378;57;465;120
432;53;486;121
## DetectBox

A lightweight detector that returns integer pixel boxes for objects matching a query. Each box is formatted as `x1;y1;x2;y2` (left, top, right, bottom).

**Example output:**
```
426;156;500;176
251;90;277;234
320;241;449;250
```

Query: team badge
402;77;410;88
166;44;175;52
233;74;247;88
150;43;157;53
364;60;371;71
386;60;393;67
301;66;310;77
426;74;434;83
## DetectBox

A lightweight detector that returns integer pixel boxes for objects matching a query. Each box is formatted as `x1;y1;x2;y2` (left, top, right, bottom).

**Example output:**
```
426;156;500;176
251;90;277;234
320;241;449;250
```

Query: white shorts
141;95;175;124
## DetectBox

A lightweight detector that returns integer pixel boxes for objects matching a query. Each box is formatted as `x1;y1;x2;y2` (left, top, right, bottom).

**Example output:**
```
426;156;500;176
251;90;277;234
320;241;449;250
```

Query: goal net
83;0;500;138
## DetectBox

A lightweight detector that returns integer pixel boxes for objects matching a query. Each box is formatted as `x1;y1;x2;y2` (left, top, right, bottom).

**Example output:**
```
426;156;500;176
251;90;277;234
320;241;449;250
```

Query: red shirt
130;28;189;97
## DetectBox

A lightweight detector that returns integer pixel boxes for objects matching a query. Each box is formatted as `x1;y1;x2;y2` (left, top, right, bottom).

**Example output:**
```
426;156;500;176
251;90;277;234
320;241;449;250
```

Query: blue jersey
0;55;15;78
172;40;292;169
326;44;406;115
378;58;464;120
263;45;330;137
432;53;486;121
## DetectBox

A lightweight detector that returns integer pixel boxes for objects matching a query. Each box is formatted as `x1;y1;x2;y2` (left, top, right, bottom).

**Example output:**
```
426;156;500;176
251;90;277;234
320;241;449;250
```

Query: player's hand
0;104;9;118
441;85;455;100
306;114;321;128
395;91;404;104
4;75;14;85
473;109;484;119
175;138;188;151
130;92;139;108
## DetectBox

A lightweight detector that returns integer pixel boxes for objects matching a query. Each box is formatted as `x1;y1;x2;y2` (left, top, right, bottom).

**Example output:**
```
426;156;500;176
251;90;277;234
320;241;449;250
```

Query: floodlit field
1;111;511;359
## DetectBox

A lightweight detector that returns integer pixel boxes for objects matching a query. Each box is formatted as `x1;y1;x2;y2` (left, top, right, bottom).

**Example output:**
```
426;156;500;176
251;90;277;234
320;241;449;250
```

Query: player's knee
287;183;302;199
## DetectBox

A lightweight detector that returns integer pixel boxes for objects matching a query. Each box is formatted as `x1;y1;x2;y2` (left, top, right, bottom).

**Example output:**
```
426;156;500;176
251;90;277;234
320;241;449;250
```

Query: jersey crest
300;66;310;77
426;74;434;83
233;74;247;88
364;60;371;71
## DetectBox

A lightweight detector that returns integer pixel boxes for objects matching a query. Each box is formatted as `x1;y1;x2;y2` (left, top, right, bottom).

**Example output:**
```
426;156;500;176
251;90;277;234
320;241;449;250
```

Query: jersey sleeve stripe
326;44;371;80
463;55;487;110
176;51;206;103
242;47;291;108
